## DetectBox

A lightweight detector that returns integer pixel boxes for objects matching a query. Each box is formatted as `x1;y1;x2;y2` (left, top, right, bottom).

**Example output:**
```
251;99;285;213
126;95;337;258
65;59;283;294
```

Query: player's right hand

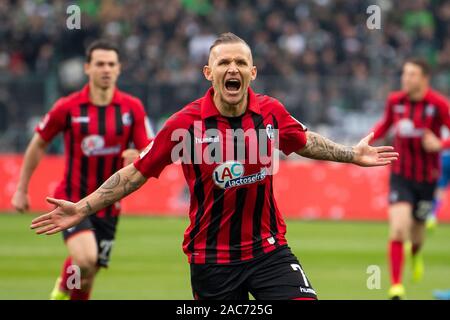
11;190;29;213
30;197;84;235
121;148;140;167
422;129;442;152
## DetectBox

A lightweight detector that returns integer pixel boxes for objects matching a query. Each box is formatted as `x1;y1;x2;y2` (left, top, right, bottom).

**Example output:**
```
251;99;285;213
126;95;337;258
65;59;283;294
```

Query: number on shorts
99;240;114;261
291;263;309;287
416;201;432;220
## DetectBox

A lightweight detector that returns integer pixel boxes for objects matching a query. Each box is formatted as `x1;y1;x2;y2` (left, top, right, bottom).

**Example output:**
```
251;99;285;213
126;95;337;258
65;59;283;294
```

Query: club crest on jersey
425;104;435;117
212;161;267;189
122;112;132;126
81;135;121;156
266;124;274;140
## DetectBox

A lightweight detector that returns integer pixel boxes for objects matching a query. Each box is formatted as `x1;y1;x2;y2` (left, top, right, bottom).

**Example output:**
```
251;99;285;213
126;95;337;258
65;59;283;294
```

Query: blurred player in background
370;58;450;299
426;129;450;231
30;33;397;300
11;40;153;300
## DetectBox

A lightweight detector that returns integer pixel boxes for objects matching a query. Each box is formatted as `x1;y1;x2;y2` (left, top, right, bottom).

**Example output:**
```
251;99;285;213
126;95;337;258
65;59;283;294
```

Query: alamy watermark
366;265;381;290
66;5;81;30
66;264;81;290
366;5;381;30
139;123;282;189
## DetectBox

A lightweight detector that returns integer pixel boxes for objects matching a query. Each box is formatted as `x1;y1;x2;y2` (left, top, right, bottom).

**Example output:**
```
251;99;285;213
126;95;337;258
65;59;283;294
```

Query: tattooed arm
297;131;398;167
297;131;355;163
30;164;147;235
77;164;147;215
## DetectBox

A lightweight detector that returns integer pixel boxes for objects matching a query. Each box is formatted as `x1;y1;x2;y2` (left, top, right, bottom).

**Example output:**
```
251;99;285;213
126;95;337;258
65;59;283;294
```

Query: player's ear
251;65;257;81
84;62;90;76
203;65;213;81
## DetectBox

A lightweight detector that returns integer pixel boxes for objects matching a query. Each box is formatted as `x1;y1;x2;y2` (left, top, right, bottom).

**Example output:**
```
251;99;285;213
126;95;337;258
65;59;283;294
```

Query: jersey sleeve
35;98;69;142
436;97;450;149
133;113;185;179
272;100;308;155
370;95;394;142
131;100;154;150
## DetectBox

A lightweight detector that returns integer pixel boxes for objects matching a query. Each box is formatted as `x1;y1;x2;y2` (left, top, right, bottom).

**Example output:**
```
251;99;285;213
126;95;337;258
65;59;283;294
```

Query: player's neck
89;83;115;106
214;93;248;117
408;86;428;102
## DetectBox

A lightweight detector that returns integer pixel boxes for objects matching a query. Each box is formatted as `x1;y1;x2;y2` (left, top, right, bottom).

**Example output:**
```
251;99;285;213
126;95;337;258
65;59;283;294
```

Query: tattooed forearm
81;201;93;215
76;165;147;217
122;177;142;197
297;131;355;163
99;190;115;207
101;172;121;189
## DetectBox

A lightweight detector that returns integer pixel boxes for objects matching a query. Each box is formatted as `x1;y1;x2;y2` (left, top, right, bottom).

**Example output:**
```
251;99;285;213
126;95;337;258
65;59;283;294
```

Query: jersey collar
201;87;261;119
79;84;122;105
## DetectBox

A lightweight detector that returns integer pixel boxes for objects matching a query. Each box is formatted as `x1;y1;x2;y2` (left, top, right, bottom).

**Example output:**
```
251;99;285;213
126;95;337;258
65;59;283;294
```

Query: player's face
401;63;428;95
85;49;121;90
204;42;257;107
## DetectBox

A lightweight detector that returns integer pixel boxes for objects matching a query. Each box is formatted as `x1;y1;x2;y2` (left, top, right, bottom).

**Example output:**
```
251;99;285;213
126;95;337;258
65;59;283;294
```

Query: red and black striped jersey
371;88;450;183
134;87;307;264
36;84;153;217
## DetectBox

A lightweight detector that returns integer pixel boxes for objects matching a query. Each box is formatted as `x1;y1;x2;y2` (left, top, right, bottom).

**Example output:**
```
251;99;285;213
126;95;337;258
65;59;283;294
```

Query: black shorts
389;174;436;222
62;214;119;268
190;245;317;300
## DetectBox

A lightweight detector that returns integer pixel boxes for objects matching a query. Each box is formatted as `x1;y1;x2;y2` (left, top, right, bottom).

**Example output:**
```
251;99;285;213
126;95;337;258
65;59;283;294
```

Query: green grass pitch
0;213;449;300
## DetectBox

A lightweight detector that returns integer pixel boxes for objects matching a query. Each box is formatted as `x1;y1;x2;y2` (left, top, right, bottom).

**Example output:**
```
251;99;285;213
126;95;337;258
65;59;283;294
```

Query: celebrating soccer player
370;58;450;299
30;33;397;300
12;40;153;300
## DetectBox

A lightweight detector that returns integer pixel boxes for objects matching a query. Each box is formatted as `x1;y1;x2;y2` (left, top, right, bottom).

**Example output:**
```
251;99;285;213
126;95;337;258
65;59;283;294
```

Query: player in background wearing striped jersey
30;33;397;300
12;40;153;300
370;58;450;299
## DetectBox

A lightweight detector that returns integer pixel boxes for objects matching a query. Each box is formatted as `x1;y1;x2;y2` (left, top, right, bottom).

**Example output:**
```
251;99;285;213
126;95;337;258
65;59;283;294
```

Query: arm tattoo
98;167;145;206
101;172;121;189
81;201;93;215
298;131;355;163
99;190;116;207
122;177;142;197
80;166;146;216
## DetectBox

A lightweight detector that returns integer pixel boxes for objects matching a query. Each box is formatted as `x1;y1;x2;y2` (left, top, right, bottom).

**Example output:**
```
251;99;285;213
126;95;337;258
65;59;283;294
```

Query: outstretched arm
30;164;147;235
77;163;146;214
12;134;49;212
297;131;398;167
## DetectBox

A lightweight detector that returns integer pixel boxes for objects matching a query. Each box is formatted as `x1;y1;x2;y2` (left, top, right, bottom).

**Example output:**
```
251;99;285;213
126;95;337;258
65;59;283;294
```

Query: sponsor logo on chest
81;135;121;156
212;161;267;189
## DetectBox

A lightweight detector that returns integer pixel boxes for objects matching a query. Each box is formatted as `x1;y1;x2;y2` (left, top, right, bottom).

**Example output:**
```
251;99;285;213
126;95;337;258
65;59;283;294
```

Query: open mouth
225;79;241;92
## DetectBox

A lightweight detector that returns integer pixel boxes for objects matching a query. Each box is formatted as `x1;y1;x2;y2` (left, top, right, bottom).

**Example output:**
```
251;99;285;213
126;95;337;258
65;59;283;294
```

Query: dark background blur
0;0;449;153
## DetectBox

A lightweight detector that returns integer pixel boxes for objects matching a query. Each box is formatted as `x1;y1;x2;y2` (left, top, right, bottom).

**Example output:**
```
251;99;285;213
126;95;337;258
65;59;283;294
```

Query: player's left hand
121;148;140;166
422;129;442;153
352;132;399;167
30;197;85;235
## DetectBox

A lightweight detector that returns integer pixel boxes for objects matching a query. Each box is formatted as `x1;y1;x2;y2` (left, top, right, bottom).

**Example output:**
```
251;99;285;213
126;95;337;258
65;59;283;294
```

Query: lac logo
213;161;267;189
213;161;244;189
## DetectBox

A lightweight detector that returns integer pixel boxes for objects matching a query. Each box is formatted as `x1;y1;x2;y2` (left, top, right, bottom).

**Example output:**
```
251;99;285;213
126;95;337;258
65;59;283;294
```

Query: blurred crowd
0;0;450;151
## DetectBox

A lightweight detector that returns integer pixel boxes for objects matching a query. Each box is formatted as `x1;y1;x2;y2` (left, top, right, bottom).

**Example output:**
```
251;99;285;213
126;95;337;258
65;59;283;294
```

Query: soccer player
370;58;450;299
30;33;397;300
12;40;153;300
